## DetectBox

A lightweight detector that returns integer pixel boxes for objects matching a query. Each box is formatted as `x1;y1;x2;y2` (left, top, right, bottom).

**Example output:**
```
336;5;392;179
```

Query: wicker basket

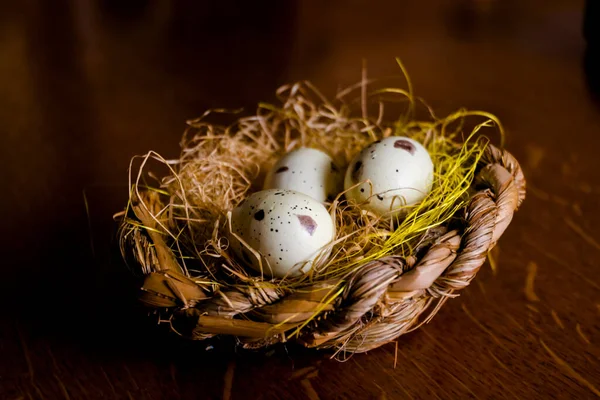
119;142;525;354
117;71;526;355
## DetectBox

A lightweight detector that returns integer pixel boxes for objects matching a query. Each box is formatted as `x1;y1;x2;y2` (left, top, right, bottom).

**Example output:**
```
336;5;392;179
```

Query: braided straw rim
123;143;525;354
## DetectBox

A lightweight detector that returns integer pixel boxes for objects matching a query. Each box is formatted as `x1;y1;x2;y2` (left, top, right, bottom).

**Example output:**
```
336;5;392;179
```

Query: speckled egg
264;148;342;203
344;137;433;216
229;189;335;278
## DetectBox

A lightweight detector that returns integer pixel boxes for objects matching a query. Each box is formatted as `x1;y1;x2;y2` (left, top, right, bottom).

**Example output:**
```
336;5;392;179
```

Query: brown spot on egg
394;139;416;155
297;215;317;236
351;160;363;183
275;166;289;173
254;209;265;221
376;194;384;201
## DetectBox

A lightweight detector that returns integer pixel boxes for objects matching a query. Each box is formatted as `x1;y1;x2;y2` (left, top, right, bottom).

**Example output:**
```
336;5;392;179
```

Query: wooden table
2;0;599;398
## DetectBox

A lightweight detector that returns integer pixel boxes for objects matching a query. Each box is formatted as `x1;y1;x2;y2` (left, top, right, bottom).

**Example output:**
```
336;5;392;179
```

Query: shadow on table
3;0;300;366
583;47;600;102
584;0;600;102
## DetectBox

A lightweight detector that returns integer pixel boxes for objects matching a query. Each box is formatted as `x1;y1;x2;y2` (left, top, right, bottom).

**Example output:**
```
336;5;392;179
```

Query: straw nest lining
116;62;526;356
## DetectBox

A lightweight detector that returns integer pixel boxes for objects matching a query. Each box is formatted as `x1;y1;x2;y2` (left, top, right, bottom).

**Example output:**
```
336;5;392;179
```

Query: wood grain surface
1;0;599;399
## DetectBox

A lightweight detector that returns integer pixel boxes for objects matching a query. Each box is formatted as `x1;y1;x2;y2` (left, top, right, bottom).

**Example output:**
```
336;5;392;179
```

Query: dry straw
115;59;526;356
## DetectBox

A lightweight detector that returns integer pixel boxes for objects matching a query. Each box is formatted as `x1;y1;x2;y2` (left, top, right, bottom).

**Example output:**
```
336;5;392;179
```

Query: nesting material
116;60;526;356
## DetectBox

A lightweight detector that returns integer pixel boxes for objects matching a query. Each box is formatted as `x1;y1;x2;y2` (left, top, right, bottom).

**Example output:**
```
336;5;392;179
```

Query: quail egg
344;137;433;216
230;189;335;278
264;148;342;203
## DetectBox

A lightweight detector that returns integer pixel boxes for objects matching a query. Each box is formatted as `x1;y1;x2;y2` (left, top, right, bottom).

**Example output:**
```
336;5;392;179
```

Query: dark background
1;0;600;398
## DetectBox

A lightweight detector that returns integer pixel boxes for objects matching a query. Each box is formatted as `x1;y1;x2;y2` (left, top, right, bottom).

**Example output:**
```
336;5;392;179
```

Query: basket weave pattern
124;144;525;354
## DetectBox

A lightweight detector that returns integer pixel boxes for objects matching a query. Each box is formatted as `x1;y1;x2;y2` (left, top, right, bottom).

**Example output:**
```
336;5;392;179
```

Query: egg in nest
229;189;335;278
344;137;433;217
264;148;342;203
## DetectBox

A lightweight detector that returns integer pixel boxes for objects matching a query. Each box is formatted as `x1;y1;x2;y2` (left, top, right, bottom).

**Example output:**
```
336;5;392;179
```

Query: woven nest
116;65;526;356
